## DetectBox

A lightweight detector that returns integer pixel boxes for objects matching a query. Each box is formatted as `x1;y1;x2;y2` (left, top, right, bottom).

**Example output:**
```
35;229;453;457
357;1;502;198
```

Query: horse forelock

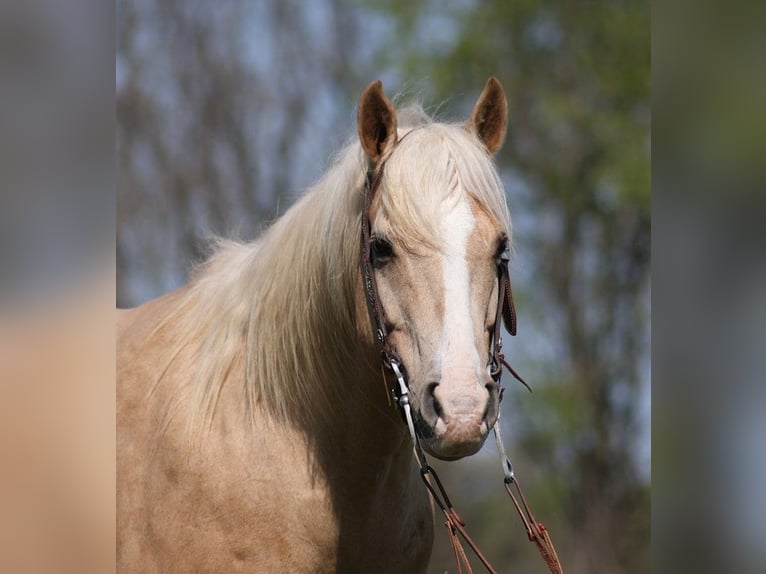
375;123;511;252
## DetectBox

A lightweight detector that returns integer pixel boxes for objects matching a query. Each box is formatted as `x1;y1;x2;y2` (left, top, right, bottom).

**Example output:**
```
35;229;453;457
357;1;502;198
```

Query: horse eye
371;237;394;261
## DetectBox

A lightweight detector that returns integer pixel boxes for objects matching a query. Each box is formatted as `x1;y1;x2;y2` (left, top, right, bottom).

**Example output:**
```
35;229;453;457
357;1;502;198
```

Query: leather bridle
361;149;518;390
360;143;563;574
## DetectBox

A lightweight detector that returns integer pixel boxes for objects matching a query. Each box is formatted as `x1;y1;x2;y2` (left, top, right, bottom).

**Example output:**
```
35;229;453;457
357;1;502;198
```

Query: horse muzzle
416;379;500;460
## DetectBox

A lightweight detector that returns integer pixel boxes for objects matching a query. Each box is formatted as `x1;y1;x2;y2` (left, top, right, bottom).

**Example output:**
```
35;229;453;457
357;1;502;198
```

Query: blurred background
117;1;650;572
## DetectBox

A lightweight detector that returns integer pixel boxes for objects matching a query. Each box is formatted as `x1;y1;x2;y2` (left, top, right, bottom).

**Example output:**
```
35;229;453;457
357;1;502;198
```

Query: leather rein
360;147;563;574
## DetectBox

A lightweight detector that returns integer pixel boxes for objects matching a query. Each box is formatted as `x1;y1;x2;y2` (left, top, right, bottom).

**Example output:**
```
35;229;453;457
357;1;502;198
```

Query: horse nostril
481;402;490;424
423;382;443;422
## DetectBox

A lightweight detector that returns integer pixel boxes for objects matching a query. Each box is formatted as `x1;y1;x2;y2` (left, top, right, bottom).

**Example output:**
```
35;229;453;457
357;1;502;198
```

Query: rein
360;148;563;574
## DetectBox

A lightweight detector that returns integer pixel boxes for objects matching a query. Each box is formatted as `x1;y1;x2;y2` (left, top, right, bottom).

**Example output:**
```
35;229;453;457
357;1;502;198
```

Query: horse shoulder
117;286;200;572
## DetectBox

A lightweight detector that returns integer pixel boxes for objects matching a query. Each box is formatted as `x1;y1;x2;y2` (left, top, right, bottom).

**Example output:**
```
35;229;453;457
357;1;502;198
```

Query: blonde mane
149;105;512;442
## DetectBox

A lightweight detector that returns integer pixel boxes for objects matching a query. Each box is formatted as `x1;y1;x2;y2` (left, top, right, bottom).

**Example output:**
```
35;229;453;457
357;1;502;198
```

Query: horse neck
252;179;409;459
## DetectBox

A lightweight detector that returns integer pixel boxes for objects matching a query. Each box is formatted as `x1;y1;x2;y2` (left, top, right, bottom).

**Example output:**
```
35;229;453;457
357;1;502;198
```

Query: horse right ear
466;77;508;155
357;80;398;163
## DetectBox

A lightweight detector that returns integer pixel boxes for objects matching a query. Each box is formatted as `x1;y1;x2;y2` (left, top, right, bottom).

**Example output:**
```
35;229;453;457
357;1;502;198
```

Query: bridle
360;141;563;574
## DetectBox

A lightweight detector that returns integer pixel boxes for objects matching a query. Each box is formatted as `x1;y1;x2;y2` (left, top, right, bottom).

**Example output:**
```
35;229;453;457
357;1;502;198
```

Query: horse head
358;78;512;461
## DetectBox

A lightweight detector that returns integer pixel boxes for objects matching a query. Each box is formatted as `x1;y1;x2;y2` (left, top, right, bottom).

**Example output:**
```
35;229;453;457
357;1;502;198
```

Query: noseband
359;140;562;574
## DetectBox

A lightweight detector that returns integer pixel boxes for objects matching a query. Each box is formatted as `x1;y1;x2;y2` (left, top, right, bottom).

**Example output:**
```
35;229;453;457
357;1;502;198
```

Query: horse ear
466;77;508;154
357;80;398;162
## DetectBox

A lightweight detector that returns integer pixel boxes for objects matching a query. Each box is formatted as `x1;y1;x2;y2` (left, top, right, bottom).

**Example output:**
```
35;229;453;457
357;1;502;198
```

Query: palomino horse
118;78;522;573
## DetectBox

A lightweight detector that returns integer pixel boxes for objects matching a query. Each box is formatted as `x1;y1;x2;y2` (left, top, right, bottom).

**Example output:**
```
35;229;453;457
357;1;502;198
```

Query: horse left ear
357;80;398;163
466;77;508;155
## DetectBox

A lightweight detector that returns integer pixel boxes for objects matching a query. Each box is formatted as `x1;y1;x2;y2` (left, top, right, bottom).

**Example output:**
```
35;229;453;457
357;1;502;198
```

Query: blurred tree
117;0;368;305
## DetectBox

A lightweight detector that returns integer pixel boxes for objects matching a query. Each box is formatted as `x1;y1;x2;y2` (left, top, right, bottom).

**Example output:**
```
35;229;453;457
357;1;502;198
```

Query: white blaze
439;197;479;385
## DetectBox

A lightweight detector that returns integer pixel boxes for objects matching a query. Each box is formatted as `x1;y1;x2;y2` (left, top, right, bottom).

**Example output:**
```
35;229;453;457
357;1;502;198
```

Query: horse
118;77;515;573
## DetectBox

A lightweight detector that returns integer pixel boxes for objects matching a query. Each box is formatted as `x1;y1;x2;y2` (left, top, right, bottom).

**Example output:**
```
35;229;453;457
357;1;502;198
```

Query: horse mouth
421;434;486;461
414;414;488;461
